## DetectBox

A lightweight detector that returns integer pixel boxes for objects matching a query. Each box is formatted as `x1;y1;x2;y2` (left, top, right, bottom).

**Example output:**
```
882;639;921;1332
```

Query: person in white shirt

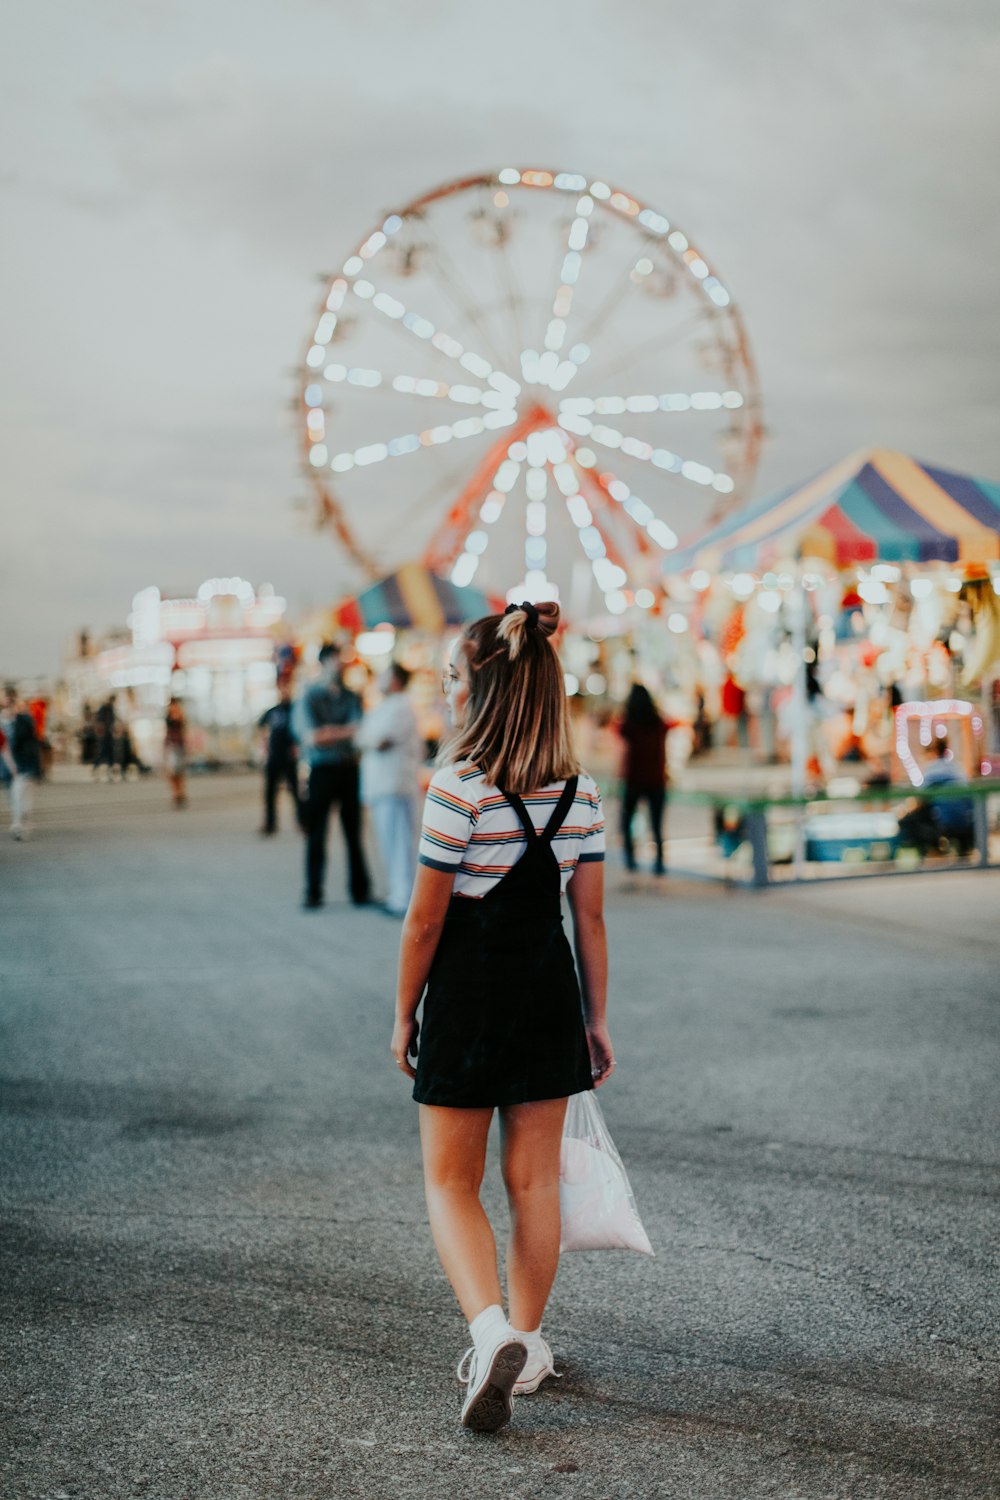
355;662;423;916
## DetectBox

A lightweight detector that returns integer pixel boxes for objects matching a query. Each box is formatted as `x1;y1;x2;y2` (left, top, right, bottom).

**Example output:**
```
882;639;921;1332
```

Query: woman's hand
391;1016;419;1080
586;1022;615;1087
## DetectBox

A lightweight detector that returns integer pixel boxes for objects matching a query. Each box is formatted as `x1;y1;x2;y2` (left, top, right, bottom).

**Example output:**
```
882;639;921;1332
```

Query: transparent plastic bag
559;1091;654;1255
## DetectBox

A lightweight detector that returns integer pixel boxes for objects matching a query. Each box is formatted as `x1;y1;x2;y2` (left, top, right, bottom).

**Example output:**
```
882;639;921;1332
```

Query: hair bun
497;599;560;657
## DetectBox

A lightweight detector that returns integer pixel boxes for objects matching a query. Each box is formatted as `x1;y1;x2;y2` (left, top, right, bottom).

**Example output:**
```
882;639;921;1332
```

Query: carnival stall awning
332;562;490;633
670;448;1000;572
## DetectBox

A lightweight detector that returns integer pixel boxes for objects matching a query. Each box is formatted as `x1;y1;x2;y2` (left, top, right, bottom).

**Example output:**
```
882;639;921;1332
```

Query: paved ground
2;773;998;1500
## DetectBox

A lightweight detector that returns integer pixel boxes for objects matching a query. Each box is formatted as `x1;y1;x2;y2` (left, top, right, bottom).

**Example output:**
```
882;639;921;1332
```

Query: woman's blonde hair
439;600;578;794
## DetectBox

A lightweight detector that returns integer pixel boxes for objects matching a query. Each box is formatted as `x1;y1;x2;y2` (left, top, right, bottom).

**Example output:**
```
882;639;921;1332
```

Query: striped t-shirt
418;761;605;898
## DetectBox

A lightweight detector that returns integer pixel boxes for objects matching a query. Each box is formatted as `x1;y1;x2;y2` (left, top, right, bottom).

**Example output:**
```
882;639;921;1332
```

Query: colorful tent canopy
332;562;490;633
669;448;1000;572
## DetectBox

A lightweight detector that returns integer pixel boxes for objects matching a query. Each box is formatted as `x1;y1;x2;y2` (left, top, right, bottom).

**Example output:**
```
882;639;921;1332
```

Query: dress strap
499;776;579;847
497;785;536;840
540;776;579;847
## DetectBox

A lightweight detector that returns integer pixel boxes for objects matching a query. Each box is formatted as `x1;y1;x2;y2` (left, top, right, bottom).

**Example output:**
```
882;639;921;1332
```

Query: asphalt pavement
1;772;998;1500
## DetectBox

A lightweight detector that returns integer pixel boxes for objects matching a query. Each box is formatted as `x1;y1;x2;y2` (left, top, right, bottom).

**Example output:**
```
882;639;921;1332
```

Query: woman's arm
566;859;614;1085
390;863;456;1080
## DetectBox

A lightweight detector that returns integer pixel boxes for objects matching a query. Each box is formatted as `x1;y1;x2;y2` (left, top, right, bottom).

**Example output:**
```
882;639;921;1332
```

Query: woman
391;601;613;1433
616;683;669;875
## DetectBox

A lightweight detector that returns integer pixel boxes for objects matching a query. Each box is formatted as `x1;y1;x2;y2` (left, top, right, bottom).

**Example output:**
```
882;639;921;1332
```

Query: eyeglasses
441;668;462;696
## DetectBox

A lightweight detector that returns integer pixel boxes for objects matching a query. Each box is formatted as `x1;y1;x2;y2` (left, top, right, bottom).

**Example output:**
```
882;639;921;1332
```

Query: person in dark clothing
616;683;670;875
93;695;118;777
258;679;302;835
292;645;371;908
897;735;976;855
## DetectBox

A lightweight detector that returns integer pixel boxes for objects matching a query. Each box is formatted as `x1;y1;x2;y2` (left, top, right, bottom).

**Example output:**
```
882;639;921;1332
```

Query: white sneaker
457;1336;527;1432
512;1336;560;1396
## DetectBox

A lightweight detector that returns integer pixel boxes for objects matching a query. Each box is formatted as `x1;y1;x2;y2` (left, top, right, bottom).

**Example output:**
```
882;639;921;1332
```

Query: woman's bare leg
500;1097;568;1332
419;1104;502;1321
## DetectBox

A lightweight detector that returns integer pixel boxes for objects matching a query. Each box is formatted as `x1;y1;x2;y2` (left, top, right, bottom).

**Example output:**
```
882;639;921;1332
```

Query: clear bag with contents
559;1090;654;1255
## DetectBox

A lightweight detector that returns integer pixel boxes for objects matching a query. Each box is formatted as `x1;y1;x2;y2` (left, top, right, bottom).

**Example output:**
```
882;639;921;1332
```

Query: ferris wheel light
624;496;653;525
560;252;582;283
361;232;386;258
576;196;594;216
552;289;573;318
521;170;555;188
668;613;688;634
306;345;325;368
343;256;364;275
553;462;577;495
483;409;517;430
681;460;714;485
687;257;709;279
610;192;640;216
382;214;403;234
555;172;588;191
461;351;492;378
574;448;596;467
667;232;688;252
309;444;329;466
352;279;375;299
452;417;485;439
589;181;611;199
525;537;547;565
633;258;654;277
451;553;480;586
690;570;712;592
567;218;589;252
388;435;421;456
605;591;628;615
536;351;559;385
607;478;629;502
480;495;504;524
638;209;669;234
432;331;463;358
569;343;590;365
690;392;722;409
306;411;325;437
497;168;521;185
651;449;682;471
636;588;656;609
304;384;324;407
314;312;338;343
356;443;389;465
330;453;354;473
712;474;735;493
626;394;658;413
448;385;483;404
722;391;744;408
466;530;489;554
526;475;547;506
594;396;626;415
549;362;577;391
621;436;653;460
326;280;348;311
708;285;731;306
581;528;607;560
494;460;521;493
403;312;434;338
373;292;405;318
566;494;592;527
488;371;520;397
591;424;623;449
648;520;679;550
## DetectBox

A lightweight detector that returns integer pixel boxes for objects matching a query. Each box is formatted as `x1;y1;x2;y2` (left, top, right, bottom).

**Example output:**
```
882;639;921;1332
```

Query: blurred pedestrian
391;600;612;1432
79;703;98;766
163;697;188;808
1;688;41;839
257;679;301;835
616;683;669;875
356;661;422;916
293;644;371;909
93;695;117;779
897;735;975;854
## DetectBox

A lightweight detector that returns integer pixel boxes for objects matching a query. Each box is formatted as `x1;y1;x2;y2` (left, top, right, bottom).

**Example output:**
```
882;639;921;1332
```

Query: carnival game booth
664;448;1000;883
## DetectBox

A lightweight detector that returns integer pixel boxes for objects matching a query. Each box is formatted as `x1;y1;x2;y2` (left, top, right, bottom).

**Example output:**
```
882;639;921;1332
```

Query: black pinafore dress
413;776;594;1108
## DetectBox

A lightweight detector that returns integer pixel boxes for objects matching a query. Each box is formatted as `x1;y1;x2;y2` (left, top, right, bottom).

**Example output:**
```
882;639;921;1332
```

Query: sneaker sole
461;1340;527;1433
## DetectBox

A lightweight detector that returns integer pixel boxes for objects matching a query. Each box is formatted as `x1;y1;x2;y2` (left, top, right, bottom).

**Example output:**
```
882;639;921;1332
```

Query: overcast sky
3;0;999;679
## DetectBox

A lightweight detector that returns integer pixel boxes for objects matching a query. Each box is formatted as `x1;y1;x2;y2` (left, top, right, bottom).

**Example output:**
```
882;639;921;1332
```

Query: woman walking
163;697;188;808
616;683;670;875
391;601;613;1433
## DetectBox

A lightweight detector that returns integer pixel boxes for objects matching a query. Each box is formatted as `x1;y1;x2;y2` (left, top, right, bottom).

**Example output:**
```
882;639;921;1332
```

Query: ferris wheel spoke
570;455;681;554
561;417;734;497
582;308;710;388
324;409;518;476
559;388;746;418
421;237;517;375
521;193;600;393
347;276;521;403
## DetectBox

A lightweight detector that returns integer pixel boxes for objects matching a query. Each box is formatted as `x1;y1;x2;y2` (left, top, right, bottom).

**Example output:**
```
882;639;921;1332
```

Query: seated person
897;735;976;854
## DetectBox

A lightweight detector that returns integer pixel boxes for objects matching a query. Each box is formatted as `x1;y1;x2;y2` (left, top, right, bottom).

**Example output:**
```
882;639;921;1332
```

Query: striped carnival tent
331;561;491;633
669;448;1000;572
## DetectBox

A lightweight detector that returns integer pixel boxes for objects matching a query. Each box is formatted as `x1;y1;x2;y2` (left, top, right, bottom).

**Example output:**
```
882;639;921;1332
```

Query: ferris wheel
299;167;763;618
